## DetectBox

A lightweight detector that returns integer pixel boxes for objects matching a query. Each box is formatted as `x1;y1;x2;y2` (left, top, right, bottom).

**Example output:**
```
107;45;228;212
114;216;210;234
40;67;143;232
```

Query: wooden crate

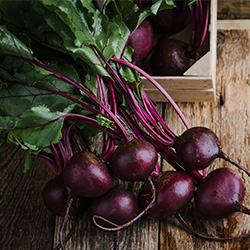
142;0;217;102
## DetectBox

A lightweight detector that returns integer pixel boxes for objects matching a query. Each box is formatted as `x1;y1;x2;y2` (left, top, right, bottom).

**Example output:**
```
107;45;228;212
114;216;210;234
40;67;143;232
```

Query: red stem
111;57;191;129
176;212;250;241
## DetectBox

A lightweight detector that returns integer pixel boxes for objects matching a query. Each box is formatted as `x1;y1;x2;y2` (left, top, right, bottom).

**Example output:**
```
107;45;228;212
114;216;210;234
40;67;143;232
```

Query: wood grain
218;0;250;19
0;145;54;250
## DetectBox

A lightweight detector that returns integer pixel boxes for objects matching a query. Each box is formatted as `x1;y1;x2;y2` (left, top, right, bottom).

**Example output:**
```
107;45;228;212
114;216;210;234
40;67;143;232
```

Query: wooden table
1;1;250;249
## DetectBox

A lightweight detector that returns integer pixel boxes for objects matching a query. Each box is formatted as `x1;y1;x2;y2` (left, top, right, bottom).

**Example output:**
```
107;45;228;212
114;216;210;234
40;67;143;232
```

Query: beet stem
218;151;250;177
92;177;156;231
234;202;250;215
59;195;74;250
175;212;250;241
114;230;121;250
111;57;191;130
53;215;77;250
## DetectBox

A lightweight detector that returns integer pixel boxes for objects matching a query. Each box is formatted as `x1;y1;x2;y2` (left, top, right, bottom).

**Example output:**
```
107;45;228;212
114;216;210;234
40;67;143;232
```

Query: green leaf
119;64;138;83
0;116;18;130
9;106;72;148
0;25;33;59
41;0;132;71
96;114;114;131
23;150;37;173
41;0;95;45
0;57;81;117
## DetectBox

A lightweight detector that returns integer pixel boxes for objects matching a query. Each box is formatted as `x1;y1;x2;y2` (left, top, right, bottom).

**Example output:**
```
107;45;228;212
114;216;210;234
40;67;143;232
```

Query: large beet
194;168;246;219
110;139;158;181
150;38;198;76
138;171;195;220
63;151;113;198
175;127;220;171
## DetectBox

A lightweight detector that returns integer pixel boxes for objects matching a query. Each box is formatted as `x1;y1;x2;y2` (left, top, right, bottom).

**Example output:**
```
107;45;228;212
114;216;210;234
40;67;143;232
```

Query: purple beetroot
42;175;89;217
194;168;248;220
128;19;154;66
175;127;220;171
150;38;198;76
63;151;113;198
89;188;140;228
138;171;195;219
150;0;191;36
110;139;158;181
150;0;209;76
174;126;250;178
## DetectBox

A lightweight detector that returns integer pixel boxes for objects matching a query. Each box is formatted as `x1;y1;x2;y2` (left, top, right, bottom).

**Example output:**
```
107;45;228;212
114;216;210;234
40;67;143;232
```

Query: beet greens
1;0;250;249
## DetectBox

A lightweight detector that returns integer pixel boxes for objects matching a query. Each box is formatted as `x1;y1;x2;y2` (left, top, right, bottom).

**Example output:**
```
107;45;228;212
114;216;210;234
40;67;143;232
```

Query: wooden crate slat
143;0;218;102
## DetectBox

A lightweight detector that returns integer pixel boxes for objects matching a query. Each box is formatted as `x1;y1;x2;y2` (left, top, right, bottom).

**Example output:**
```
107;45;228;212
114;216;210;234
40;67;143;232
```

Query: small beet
194;168;246;220
89;188;139;228
110;139;158;181
150;0;191;35
150;38;198;76
138;171;195;220
42;175;89;217
128;19;154;66
63;151;113;198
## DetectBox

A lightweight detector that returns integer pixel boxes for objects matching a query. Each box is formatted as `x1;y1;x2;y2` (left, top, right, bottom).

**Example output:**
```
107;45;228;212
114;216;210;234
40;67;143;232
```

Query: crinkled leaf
41;0;131;70
0;116;18;130
23;150;37;173
96;114;114;131
0;58;81;117
0;25;33;59
8;106;73;148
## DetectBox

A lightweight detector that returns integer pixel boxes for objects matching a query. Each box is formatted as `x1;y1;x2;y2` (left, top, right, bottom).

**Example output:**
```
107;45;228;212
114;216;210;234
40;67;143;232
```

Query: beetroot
63;151;113;198
150;38;198;76
42;175;89;217
128;19;154;66
194;168;246;219
138;171;195;220
175;127;220;171
89;188;139;228
150;0;191;35
174;126;250;178
110;139;158;181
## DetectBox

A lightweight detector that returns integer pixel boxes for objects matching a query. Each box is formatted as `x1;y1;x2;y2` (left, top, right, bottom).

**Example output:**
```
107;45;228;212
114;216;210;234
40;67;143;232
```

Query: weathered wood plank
158;28;250;250
216;28;250;249
0;145;54;250
217;19;250;30
218;0;250;19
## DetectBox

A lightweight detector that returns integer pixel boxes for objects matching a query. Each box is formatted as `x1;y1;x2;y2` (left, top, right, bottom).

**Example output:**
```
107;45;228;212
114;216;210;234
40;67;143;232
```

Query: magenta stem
59;196;73;250
111;57;191;129
176;212;250;241
218;151;250;177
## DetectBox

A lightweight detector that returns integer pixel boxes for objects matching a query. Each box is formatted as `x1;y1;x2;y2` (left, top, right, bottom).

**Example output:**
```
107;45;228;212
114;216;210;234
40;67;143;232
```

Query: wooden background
1;1;250;249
